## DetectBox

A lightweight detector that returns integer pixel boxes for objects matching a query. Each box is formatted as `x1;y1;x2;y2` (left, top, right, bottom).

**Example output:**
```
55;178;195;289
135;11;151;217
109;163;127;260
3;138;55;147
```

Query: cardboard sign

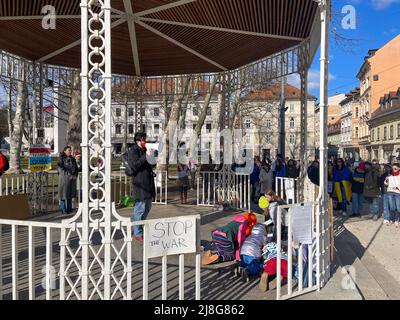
145;216;197;258
29;144;52;173
292;203;313;245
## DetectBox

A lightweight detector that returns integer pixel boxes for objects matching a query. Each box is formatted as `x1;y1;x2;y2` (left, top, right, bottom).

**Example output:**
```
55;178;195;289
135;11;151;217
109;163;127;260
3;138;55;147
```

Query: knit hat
258;196;270;209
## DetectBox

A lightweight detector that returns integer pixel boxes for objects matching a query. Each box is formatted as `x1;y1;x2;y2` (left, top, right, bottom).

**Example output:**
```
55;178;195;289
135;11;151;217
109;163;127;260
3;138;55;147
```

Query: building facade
244;83;317;161
339;88;360;160
328;120;341;158
369;88;400;163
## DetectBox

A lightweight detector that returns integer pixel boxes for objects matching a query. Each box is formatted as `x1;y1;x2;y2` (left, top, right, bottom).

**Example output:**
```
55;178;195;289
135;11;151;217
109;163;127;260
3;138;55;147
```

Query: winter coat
127;144;156;201
363;167;381;198
350;168;365;194
307;162;319;186
259;167;273;194
57;155;80;200
287;165;299;179
240;224;268;259
250;164;260;184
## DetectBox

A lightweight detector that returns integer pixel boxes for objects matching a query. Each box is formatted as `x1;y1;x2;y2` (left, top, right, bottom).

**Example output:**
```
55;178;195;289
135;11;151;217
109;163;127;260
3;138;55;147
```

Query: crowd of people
308;156;400;226
250;155;300;203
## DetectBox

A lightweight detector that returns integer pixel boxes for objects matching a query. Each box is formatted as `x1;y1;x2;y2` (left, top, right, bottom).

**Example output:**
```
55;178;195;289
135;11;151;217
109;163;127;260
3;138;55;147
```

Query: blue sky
298;0;400;98
1;0;400;104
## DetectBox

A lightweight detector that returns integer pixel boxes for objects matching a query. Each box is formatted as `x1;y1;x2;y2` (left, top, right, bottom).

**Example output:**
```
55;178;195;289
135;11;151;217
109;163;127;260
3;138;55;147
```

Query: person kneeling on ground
259;241;289;292
202;212;257;265
239;221;274;282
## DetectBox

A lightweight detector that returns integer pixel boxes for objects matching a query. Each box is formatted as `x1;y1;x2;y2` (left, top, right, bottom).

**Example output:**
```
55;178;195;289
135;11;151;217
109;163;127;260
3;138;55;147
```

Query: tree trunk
188;76;218;160
210;93;224;162
66;71;81;152
8;79;27;175
8;79;13;138
157;77;191;172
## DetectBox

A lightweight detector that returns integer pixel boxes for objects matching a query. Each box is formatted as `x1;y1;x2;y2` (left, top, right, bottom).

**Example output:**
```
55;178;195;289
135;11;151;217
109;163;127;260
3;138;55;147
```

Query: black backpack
122;149;135;177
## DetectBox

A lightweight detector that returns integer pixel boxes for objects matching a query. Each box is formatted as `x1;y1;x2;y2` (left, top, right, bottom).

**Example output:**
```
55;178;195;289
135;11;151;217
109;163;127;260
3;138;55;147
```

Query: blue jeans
365;197;379;217
133;199;152;237
352;192;363;215
60;199;72;213
387;193;400;222
240;255;262;276
383;193;392;221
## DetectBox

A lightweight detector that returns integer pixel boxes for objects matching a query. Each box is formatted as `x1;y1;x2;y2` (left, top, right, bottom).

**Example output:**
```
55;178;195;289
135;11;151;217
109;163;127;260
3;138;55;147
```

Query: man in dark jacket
363;161;381;221
127;132;156;241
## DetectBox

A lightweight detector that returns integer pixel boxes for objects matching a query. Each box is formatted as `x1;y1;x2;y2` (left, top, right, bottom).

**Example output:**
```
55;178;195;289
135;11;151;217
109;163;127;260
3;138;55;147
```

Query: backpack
0;152;9;175
122;149;135;177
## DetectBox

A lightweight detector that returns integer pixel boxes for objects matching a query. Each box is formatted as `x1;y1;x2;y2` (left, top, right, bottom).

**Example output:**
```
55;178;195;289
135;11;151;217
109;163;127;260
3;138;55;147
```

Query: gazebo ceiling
0;0;318;76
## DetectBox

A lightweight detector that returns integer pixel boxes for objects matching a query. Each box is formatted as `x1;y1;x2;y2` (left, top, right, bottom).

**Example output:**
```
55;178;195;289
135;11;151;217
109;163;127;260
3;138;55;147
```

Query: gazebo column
317;0;331;290
298;42;309;204
80;0;113;300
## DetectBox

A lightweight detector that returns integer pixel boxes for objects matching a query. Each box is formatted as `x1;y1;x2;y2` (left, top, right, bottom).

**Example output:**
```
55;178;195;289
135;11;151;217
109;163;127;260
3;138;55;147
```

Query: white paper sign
145;217;197;258
285;179;295;203
292;204;313;245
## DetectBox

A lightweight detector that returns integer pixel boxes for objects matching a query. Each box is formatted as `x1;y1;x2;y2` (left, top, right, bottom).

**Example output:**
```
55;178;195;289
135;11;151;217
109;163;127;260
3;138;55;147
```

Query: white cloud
372;0;400;9
287;70;335;90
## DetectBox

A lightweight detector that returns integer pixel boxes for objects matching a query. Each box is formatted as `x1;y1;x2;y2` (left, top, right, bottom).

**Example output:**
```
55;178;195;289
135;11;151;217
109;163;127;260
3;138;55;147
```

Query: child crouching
238;220;274;281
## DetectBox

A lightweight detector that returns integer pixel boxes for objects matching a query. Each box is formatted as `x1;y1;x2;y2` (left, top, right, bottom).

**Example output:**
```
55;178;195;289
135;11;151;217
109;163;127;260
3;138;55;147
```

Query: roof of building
0;0;318;77
243;82;316;101
370;87;400;121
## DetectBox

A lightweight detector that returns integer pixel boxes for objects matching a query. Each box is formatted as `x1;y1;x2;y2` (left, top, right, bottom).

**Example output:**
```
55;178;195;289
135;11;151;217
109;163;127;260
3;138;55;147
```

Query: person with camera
57;146;81;215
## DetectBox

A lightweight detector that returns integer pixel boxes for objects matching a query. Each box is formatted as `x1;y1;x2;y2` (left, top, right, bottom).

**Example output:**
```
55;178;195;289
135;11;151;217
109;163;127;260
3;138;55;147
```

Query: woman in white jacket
384;163;400;227
259;162;273;195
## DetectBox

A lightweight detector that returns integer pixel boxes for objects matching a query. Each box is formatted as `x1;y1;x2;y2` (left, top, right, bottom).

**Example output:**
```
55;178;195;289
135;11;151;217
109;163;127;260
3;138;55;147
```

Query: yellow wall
370;34;400;112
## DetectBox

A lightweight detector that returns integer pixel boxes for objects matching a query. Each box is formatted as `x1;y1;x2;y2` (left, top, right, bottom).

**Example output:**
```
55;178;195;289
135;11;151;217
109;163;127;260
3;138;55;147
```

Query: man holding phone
127;132;156;241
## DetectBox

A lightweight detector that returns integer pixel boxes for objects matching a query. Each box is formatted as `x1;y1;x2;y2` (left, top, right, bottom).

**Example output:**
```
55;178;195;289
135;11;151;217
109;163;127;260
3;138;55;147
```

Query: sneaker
259;272;269;292
341;211;347;217
384;220;390;226
241;268;250;283
395;221;399;228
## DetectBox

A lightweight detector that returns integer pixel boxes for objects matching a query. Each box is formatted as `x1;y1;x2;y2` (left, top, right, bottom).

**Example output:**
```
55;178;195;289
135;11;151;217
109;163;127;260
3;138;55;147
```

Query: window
373;74;379;81
154;108;160;117
128;108;134;117
266;134;272;144
372;129;374;141
115;124;122;135
193;124;197;131
390;125;394;139
128;124;134;134
355;127;359;138
245;119;251;129
206;123;212;133
266;105;272;112
289;134;295;144
289;104;295;113
377;128;380;141
206;107;211;116
154;124;160;134
266;119;271;129
289;118;295;129
384;126;387;140
398;124;400;138
355;108;359;118
116;108;121;117
193;107;199;116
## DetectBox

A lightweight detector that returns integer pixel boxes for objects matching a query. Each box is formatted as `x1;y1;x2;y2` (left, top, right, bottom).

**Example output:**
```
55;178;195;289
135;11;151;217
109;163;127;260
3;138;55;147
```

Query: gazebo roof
0;0;318;76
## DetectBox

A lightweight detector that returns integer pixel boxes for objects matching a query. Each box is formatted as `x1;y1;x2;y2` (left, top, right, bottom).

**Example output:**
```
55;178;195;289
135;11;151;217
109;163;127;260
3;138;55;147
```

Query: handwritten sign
145;217;197;258
29;144;52;173
292;204;313;245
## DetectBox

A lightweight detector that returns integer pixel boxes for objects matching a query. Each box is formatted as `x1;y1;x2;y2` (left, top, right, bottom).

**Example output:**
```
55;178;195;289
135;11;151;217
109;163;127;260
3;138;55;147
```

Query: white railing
0;170;168;215
0;211;201;300
275;202;325;300
275;177;300;204
197;171;251;210
111;170;168;205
